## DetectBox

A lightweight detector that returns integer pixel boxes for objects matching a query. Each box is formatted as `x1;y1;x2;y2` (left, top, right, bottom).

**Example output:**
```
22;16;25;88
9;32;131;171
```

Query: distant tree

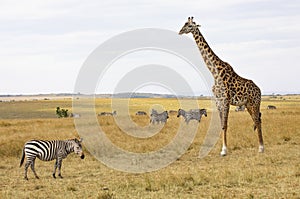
56;107;69;118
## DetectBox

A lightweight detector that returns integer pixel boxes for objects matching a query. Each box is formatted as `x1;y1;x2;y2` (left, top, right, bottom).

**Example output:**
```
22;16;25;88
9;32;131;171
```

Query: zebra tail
20;148;25;167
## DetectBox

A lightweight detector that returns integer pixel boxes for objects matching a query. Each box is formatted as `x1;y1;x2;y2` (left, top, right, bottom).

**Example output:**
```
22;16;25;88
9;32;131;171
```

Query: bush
56;107;69;118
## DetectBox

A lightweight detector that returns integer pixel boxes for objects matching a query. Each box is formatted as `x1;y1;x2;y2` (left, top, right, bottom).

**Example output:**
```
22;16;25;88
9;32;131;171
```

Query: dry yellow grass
0;96;299;198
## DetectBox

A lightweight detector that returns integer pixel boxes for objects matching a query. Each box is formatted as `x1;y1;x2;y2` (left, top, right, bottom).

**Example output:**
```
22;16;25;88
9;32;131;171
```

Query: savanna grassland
0;96;299;199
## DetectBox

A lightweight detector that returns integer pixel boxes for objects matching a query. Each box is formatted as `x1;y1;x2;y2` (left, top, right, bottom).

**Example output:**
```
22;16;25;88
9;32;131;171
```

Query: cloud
0;0;299;94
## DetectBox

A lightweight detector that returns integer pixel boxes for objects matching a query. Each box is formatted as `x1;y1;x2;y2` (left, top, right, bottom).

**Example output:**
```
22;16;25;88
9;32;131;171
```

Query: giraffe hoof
259;145;264;153
220;146;227;156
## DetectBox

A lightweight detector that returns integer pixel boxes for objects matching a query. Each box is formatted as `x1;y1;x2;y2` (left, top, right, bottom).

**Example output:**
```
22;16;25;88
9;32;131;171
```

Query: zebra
150;109;169;124
267;105;276;110
136;111;147;115
177;108;207;124
235;105;246;112
20;138;85;180
69;113;81;118
98;110;117;116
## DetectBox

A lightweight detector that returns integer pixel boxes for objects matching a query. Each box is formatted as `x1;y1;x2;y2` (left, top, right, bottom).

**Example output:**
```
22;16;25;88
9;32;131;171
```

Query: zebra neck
65;143;74;154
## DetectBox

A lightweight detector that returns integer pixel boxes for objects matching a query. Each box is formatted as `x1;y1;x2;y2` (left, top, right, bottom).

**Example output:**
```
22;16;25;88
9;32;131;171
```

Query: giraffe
179;17;264;156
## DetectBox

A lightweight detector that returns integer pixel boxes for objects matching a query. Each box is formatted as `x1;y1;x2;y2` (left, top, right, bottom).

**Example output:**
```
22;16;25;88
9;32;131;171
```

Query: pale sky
1;0;299;95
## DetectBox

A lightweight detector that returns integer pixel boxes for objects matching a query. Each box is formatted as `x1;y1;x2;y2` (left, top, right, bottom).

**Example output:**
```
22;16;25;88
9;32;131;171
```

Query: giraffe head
179;17;200;35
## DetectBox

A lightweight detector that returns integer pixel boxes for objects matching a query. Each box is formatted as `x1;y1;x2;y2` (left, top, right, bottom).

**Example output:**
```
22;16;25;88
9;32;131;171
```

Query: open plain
0;96;299;198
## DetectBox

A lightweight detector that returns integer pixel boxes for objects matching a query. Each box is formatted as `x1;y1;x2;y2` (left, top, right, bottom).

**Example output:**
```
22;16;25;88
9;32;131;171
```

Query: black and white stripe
136;111;147;115
98;111;117;116
177;108;207;124
235;105;246;112
20;138;84;180
150;109;169;124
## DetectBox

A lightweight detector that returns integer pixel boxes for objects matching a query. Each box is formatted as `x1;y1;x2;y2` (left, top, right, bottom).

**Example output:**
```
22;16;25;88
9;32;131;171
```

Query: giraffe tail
20;148;25;167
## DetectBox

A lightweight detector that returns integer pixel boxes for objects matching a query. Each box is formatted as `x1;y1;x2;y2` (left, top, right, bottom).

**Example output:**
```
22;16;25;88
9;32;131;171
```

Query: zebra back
177;108;207;124
150;110;169;124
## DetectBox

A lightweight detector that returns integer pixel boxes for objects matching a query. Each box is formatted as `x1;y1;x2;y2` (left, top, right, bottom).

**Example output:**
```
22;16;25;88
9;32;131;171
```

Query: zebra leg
57;158;63;178
184;116;188;124
24;161;31;180
30;160;39;179
53;159;58;178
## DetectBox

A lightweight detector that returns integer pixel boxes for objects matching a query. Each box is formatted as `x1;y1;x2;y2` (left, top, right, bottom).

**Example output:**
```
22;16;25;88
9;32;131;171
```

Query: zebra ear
79;138;83;143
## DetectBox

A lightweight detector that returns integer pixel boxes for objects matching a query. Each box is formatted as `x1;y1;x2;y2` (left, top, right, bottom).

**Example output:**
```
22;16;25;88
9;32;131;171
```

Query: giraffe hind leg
246;105;264;153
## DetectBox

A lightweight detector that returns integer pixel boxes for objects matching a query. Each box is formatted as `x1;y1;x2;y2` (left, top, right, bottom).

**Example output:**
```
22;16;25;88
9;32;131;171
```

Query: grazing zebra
177;108;207;124
99;111;117;116
136;111;147;115
69;113;81;118
235;105;246;112
150;109;169;124
20;138;85;180
267;105;276;110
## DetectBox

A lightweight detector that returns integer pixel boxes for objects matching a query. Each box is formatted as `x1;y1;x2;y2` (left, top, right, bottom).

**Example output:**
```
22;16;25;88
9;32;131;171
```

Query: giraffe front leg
217;100;229;156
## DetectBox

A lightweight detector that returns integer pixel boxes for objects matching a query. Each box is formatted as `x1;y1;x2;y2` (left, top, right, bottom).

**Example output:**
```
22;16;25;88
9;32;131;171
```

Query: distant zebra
136;111;147;115
99;111;117;116
177;108;207;124
20;138;85;180
150;109;169;124
235;105;246;112
69;113;81;118
267;105;276;110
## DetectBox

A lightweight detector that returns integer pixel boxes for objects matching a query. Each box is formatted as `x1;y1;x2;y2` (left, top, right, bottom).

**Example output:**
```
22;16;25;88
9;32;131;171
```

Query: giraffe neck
191;28;224;77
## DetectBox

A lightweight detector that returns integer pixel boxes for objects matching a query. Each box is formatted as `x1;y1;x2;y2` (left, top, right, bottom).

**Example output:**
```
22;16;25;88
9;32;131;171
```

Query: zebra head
163;111;169;119
177;109;185;117
72;138;85;159
200;109;207;117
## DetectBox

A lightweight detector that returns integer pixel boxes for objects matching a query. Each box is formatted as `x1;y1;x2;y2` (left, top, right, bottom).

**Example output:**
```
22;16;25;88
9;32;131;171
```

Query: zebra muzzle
80;154;85;159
